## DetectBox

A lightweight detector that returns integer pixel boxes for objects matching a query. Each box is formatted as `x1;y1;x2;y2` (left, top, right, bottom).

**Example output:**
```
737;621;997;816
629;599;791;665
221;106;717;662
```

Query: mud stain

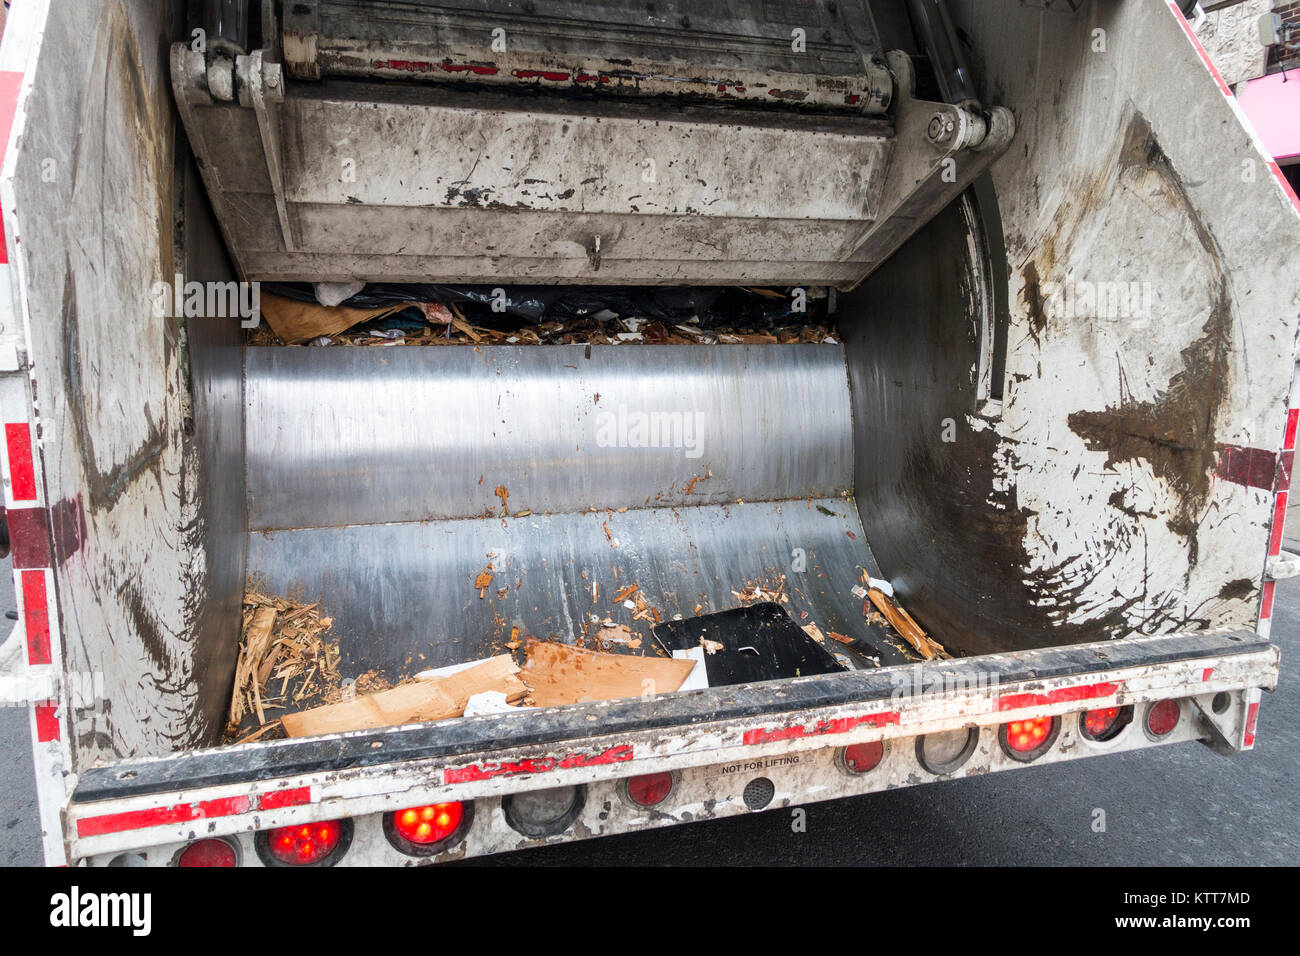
1066;111;1232;572
1021;260;1046;345
1217;578;1254;601
1068;294;1230;566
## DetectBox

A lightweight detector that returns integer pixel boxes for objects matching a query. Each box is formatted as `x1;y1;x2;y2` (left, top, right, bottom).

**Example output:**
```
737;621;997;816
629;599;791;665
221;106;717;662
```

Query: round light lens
999;715;1060;762
1084;707;1121;737
1081;705;1132;742
1146;699;1181;737
1005;716;1052;752
267;821;343;866
176;839;237;867
393;803;464;845
916;727;979;774
625;773;673;807
842;741;884;773
503;785;585;837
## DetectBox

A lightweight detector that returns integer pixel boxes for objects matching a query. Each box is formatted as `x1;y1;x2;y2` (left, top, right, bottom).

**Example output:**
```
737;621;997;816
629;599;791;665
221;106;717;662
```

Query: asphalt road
1;555;1296;866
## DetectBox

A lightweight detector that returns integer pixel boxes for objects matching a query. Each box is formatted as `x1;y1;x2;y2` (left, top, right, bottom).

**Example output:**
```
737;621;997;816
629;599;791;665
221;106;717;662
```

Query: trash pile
249;282;840;347
225;568;944;743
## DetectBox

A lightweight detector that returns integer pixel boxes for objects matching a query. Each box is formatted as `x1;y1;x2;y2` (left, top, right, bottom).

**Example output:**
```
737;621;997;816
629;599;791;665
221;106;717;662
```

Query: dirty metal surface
76;696;1238;865
284;0;893;112
207;82;895;285
246;344;853;530
246;498;880;678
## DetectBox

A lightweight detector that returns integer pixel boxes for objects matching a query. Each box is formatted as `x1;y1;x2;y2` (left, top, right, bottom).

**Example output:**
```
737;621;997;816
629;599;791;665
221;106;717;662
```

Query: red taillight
393;803;464;844
626;772;673;807
1146;699;1181;737
1084;706;1121;737
842;741;884;773
176;839;237;867
1005;716;1053;752
267;821;343;866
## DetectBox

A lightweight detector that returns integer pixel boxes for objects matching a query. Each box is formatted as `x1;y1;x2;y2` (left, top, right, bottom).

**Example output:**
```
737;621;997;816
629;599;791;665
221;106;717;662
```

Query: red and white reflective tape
75;786;315;839
2;417;66;867
1241;688;1262;749
1257;404;1298;640
1166;1;1300;218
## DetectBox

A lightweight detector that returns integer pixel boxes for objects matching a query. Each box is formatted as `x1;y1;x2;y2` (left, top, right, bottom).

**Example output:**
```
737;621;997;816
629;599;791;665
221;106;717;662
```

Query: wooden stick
865;587;947;660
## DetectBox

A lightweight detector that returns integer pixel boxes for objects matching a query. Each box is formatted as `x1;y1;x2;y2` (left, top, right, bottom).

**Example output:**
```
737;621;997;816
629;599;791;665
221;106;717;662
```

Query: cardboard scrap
519;638;695;707
281;654;526;737
259;291;412;343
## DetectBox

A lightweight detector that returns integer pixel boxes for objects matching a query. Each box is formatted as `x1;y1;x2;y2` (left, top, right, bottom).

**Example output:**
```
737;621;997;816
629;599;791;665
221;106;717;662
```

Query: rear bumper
66;629;1279;864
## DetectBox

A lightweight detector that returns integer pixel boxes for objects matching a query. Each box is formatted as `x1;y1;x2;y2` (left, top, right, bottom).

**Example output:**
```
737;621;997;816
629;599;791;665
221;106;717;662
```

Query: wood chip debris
681;469;713;495
226;591;343;743
732;573;788;605
594;620;641;649
506;626;523;650
802;622;827;644
611;583;640;604
859;571;949;660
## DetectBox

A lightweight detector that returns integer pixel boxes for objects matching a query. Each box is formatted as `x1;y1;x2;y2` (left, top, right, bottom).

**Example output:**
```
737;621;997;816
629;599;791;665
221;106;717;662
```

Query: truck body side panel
0;0;246;772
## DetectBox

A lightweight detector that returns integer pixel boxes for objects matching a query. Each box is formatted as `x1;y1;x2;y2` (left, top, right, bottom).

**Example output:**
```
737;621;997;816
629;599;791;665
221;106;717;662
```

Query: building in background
1195;0;1300;191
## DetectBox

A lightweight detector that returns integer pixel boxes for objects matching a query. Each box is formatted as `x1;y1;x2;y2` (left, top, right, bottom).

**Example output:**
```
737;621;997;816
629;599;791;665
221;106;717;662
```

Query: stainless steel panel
246;344;853;531
246;499;881;676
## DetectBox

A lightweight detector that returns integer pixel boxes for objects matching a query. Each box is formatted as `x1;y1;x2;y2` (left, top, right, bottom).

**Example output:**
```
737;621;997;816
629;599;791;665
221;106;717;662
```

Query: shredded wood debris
226;591;344;744
732;573;788;605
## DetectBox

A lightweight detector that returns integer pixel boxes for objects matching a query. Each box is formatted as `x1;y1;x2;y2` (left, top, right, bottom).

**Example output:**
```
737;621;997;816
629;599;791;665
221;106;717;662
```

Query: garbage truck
0;0;1296;867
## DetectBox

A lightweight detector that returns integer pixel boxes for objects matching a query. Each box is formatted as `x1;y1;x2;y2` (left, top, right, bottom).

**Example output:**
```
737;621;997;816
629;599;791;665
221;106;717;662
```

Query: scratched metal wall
843;0;1300;655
